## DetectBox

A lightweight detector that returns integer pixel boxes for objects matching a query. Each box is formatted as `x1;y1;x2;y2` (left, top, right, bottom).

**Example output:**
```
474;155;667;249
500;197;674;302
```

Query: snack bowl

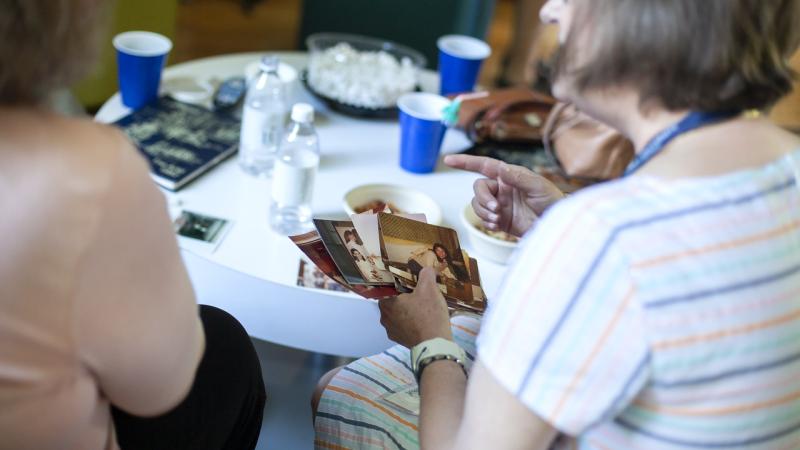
343;184;442;225
305;33;426;115
461;204;518;264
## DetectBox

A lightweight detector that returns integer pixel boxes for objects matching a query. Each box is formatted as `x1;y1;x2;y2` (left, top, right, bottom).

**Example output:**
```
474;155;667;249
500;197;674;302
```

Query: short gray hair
557;0;800;112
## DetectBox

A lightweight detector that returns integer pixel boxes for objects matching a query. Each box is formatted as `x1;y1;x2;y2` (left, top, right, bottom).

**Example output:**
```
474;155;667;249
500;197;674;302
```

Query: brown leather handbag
456;89;634;183
455;88;557;144
543;102;635;182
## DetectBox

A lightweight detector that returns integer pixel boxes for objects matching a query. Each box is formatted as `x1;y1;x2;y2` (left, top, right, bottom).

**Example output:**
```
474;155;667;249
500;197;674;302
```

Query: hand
444;154;565;237
378;268;453;348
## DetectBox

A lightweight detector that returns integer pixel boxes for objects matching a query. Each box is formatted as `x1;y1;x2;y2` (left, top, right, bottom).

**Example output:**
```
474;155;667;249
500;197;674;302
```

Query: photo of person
351;212;426;262
378;213;470;284
313;220;374;286
407;243;457;280
290;229;399;299
314;219;396;285
350;248;386;283
335;224;394;284
342;229;367;256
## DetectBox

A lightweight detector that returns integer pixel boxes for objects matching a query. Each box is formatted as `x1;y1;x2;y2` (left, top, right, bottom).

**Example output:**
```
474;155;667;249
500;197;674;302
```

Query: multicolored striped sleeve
477;195;651;435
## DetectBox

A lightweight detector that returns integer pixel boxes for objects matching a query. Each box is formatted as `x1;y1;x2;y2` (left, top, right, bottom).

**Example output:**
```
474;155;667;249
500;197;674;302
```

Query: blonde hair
0;0;111;105
557;0;800;111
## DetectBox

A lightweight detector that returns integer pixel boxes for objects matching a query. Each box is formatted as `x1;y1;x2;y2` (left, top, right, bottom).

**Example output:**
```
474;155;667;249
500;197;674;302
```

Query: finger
443;154;503;179
496;175;516;208
474;178;500;211
498;163;562;199
379;295;398;308
417;267;439;290
472;197;500;223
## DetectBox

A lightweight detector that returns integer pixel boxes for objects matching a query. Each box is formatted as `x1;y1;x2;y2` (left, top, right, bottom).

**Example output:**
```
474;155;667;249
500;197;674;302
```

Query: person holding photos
0;1;265;449
313;0;800;448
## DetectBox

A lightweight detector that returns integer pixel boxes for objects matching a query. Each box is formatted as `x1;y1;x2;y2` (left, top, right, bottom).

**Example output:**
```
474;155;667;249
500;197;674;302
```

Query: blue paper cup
397;93;451;174
437;35;492;96
113;31;172;109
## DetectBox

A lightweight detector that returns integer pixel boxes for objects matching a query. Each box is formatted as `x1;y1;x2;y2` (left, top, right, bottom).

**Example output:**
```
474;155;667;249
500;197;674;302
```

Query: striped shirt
315;315;482;450
478;150;800;449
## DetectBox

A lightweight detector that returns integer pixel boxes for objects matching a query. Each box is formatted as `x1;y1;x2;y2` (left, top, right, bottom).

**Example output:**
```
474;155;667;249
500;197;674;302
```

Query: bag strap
542;102;572;178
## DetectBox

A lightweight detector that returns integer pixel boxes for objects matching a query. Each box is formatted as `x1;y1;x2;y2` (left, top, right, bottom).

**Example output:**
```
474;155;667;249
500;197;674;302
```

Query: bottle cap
259;55;279;73
291;103;314;123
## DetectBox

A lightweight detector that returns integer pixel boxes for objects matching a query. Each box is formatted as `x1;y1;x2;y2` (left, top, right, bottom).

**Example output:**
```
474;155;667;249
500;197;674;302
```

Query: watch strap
411;338;467;383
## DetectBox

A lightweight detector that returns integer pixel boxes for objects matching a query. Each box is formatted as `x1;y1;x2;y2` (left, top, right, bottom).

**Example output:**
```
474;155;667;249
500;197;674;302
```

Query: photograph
174;210;228;243
314;219;394;286
378;213;470;283
351;212;426;270
289;230;350;290
296;259;349;293
334;223;395;284
291;229;399;300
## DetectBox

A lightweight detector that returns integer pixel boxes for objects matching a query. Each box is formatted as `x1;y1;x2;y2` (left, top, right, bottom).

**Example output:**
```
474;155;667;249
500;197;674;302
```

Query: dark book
113;97;239;191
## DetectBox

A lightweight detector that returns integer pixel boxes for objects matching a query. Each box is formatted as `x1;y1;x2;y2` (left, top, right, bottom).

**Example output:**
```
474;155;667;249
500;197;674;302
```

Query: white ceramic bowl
461;204;518;264
343;184;442;225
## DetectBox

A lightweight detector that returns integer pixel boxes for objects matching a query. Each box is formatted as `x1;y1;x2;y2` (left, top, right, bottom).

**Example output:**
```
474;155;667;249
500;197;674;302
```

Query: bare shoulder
0;109;154;224
42;112;133;162
0;109;142;182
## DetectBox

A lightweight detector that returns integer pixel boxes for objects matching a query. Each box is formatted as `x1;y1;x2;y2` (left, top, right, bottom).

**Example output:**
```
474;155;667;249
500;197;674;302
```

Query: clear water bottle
239;55;286;177
269;103;320;234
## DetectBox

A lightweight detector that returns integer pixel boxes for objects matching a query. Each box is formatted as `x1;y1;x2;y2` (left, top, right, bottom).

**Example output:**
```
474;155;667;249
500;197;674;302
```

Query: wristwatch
411;337;468;383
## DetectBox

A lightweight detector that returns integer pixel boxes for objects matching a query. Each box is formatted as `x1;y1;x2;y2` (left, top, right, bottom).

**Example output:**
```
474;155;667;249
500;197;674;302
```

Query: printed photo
289;230;350;289
297;259;349;292
291;229;399;299
378;213;470;284
334;223;395;284
315;219;393;286
174;211;228;243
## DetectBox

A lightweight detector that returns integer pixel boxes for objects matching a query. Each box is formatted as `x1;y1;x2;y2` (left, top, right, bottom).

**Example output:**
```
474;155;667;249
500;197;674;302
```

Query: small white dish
161;77;215;104
461;204;518;264
343;184;443;225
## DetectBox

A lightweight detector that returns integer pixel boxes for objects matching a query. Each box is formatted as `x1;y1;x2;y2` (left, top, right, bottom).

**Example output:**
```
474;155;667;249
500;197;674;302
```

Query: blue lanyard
624;110;741;177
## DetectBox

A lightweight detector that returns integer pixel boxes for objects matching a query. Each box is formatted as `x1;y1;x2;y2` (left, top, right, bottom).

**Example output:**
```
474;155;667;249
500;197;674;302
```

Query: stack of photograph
290;211;487;314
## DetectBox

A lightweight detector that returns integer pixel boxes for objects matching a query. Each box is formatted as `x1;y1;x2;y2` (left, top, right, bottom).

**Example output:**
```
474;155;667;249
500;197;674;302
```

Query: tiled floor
252;338;353;450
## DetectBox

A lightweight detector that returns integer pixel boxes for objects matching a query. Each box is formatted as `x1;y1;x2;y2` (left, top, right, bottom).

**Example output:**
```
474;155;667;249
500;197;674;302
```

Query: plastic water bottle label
240;106;269;152
271;149;319;206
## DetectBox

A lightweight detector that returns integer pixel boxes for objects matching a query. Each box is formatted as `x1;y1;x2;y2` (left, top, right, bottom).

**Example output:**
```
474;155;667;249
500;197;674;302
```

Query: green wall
72;0;178;109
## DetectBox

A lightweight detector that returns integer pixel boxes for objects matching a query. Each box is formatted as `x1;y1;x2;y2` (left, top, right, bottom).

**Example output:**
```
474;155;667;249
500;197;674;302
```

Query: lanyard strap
787;151;800;191
624;110;741;177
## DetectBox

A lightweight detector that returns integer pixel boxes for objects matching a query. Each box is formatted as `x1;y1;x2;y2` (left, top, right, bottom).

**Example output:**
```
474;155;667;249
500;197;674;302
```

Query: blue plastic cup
397;93;451;174
437;35;492;96
113;31;172;109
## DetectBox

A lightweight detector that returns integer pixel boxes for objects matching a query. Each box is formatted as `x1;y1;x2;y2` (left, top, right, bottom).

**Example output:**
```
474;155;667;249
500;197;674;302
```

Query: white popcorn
308;43;418;109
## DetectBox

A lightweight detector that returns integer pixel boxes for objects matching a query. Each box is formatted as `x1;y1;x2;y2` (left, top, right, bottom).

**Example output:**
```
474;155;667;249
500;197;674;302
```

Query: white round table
96;51;506;357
